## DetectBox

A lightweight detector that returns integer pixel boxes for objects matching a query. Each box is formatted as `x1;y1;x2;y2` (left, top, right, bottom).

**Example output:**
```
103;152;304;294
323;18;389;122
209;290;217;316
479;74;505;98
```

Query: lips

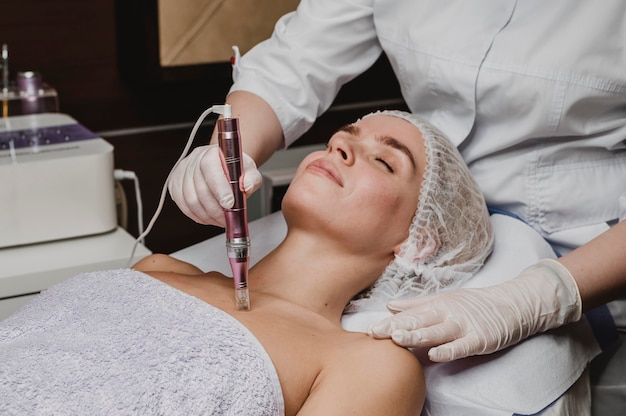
306;159;343;187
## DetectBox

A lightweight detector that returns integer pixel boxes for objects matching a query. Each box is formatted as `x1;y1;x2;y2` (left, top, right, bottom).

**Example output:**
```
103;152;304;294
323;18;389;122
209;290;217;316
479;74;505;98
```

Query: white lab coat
230;0;626;414
231;0;626;249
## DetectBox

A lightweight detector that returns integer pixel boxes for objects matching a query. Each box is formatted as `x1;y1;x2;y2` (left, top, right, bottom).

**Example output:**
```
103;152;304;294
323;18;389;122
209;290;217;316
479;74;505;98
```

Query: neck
247;230;388;324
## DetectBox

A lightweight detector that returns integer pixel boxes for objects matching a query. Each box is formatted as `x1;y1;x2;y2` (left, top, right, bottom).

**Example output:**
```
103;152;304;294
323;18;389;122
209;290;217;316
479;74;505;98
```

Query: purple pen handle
218;117;251;310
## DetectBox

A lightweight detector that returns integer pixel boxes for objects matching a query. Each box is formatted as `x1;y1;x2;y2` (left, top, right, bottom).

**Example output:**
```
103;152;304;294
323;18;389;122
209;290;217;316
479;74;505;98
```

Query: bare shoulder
298;332;425;416
132;253;204;275
348;335;425;407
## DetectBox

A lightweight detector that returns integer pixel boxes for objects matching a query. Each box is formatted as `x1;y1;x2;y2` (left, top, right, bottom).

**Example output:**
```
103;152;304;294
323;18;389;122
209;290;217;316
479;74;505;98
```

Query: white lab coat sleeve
229;0;382;147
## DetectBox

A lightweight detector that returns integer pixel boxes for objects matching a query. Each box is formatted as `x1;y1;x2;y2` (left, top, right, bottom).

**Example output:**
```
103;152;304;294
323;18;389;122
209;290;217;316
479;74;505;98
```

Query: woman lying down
0;111;493;415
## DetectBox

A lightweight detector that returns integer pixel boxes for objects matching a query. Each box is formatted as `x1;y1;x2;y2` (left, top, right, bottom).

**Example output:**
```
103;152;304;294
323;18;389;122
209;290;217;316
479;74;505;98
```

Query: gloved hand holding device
168;144;263;227
368;259;583;362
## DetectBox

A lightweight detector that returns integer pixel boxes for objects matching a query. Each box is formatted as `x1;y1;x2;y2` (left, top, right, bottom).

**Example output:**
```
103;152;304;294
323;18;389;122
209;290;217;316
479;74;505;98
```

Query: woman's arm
559;219;626;311
207;91;285;167
297;340;424;415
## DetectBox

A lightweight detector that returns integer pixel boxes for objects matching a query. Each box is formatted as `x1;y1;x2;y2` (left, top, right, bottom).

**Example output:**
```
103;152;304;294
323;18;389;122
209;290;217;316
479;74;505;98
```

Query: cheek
357;176;416;216
355;182;416;235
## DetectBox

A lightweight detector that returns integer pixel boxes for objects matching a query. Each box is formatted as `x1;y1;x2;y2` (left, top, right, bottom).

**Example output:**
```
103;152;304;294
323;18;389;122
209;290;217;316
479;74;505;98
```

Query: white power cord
124;104;231;268
114;169;144;243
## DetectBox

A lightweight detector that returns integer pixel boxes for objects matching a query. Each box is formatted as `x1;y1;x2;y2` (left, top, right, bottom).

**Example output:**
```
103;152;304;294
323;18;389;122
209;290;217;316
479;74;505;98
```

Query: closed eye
376;157;394;173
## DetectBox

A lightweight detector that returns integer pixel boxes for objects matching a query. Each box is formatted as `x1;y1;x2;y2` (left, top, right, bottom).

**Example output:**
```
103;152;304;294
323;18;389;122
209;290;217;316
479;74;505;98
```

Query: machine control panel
0;122;98;151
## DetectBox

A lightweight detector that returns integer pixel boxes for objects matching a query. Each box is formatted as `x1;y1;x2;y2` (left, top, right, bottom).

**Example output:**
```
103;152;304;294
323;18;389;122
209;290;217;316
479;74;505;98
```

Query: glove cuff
534;258;583;326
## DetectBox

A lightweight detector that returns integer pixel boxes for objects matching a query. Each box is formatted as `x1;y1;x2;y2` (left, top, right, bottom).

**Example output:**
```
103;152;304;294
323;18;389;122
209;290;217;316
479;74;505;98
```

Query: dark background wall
0;0;405;254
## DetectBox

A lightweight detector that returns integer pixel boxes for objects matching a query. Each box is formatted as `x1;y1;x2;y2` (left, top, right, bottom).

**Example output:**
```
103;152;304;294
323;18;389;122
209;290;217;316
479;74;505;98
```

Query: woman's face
283;114;427;257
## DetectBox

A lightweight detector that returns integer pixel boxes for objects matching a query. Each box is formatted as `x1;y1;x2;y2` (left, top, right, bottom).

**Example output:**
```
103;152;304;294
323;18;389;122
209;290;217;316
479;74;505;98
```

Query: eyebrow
337;124;417;171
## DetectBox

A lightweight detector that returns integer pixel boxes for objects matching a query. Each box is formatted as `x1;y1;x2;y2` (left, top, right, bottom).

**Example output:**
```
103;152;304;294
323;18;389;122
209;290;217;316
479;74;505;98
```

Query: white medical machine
0;113;117;247
0;113;150;319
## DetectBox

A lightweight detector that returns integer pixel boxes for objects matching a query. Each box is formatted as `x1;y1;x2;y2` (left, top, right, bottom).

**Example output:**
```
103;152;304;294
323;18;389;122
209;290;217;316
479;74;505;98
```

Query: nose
328;136;355;165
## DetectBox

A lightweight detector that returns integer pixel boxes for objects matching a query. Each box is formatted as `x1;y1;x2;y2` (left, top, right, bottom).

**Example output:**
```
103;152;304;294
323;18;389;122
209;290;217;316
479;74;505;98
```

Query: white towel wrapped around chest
0;269;285;416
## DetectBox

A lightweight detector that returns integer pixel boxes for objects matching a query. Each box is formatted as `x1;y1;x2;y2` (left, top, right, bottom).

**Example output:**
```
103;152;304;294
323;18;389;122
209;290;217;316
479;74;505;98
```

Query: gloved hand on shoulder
168;144;263;227
367;259;582;362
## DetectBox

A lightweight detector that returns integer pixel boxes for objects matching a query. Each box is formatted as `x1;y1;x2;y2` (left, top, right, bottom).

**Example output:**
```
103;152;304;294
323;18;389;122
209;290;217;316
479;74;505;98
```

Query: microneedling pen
217;106;251;310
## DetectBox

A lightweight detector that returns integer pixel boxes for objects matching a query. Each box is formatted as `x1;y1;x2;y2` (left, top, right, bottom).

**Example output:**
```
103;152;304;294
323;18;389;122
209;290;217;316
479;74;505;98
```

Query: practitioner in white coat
168;1;626;413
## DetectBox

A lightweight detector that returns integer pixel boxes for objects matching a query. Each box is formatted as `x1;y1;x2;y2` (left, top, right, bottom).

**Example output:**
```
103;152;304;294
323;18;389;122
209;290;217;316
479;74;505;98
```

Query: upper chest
237;309;361;415
153;272;359;415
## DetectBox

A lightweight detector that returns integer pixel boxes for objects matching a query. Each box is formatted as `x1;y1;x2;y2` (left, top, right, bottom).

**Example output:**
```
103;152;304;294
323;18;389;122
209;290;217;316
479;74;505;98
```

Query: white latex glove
367;259;583;362
168;144;263;227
